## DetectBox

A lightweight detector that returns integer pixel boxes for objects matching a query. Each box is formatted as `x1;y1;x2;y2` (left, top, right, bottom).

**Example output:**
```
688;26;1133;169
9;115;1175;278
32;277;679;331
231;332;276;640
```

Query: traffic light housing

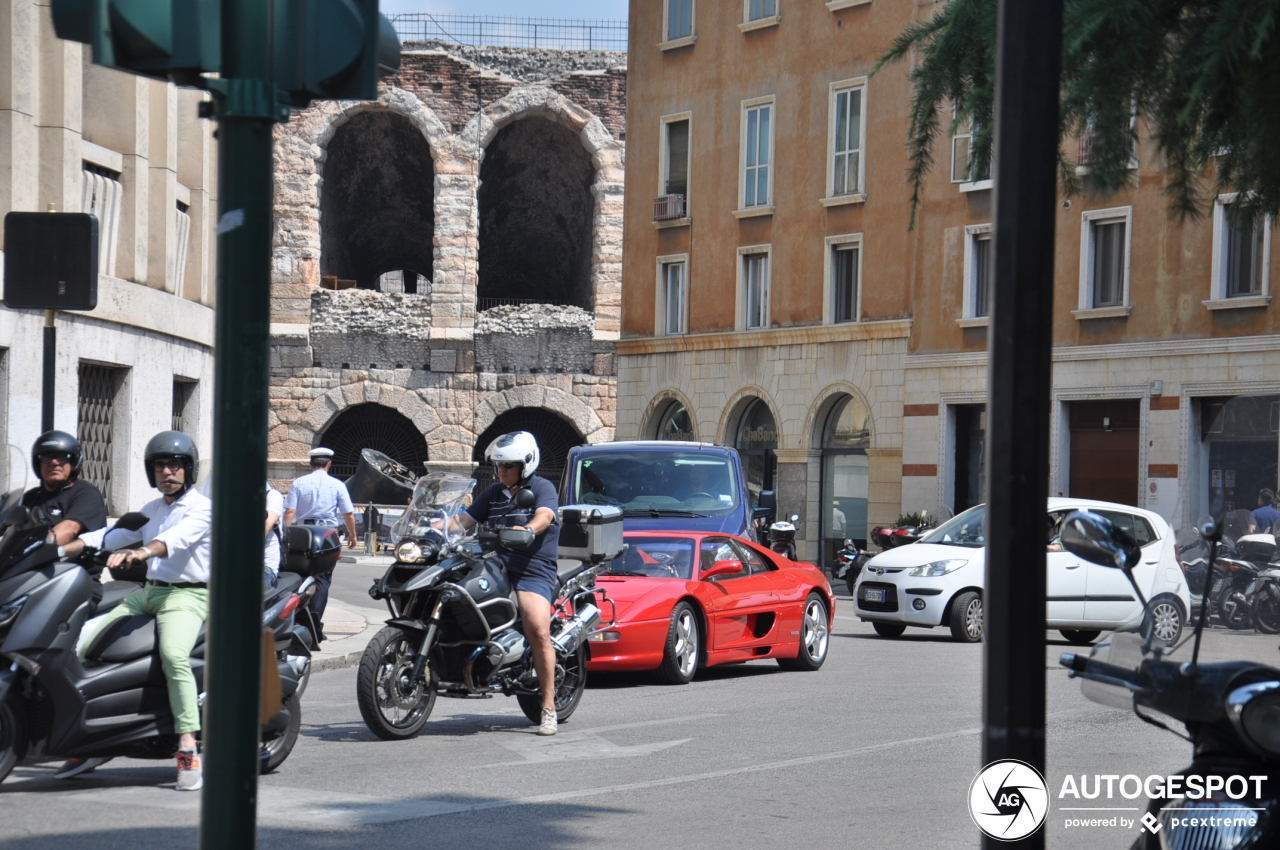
274;0;400;107
52;0;220;82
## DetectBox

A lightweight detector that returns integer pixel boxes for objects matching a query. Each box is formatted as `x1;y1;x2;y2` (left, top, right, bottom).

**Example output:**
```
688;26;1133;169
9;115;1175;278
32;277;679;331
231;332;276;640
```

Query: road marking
833;615;862;622
484;713;722;765
11;725;982;827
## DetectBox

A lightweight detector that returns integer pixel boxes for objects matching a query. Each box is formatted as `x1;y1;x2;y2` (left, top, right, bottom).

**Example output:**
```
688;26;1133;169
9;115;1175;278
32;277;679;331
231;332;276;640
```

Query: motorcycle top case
1236;535;1278;562
283;526;342;576
558;504;624;563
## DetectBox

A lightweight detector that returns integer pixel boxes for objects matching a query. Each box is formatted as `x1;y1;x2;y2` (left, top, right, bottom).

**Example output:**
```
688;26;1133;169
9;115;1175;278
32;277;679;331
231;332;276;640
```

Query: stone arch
471;407;585;494
717;386;783;449
308;87;452;165
640;389;699;441
805;383;878;450
473;385;607;447
302;382;441;455
463;86;613;158
317;403;430;480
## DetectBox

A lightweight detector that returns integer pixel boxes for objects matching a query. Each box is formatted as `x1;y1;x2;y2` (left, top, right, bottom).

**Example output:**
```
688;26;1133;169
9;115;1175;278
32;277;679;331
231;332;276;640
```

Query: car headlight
395;540;424;564
908;559;968;577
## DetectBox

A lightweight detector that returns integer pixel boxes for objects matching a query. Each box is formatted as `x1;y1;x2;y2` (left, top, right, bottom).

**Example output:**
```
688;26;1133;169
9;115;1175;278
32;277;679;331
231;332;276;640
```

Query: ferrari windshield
604;536;696;579
918;504;986;548
389;473;475;545
570;451;740;516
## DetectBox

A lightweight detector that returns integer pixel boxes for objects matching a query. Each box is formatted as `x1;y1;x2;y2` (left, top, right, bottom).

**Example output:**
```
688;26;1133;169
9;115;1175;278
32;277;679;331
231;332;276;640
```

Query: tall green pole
199;0;277;845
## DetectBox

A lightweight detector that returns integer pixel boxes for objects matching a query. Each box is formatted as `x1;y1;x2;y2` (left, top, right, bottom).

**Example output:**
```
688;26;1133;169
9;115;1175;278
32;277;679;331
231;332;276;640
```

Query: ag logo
968;759;1049;841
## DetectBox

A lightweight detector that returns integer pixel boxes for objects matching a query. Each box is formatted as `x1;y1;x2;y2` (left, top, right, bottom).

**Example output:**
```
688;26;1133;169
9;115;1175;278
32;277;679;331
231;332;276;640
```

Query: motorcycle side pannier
283;526;342;576
558;505;624;563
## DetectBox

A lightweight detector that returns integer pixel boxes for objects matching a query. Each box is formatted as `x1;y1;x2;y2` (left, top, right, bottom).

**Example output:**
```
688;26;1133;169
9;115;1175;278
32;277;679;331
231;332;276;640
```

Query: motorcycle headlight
395;540;424;564
907;559;968;577
0;595;26;632
1227;680;1280;757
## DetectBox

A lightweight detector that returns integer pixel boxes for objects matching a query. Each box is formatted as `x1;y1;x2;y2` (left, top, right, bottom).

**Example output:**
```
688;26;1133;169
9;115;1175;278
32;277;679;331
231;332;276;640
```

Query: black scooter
832;539;867;597
1058;511;1279;849
0;508;326;783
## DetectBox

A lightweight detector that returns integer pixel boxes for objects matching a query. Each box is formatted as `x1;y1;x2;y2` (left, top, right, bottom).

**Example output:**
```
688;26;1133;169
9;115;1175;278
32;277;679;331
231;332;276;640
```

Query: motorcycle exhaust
550;603;602;656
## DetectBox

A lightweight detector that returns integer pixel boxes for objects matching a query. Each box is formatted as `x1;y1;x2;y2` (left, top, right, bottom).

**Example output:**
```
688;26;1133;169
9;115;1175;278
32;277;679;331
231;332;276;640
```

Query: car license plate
864;588;885;602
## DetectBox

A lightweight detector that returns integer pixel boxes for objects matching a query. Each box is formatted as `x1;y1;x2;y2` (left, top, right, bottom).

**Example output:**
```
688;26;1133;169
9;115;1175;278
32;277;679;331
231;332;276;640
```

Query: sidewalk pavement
310;554;395;672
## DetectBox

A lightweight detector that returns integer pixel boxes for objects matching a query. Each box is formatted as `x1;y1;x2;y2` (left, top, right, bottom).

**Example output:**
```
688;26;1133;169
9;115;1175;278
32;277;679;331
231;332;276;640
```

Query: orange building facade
617;0;1280;566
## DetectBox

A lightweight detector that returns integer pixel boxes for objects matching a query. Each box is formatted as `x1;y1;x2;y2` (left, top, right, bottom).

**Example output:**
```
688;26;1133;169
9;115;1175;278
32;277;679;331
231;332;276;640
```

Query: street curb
311;648;367;672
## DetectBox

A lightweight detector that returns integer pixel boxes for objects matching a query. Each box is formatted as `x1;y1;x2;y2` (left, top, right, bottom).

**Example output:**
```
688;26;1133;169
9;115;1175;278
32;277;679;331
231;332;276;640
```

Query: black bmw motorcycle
1058;509;1279;849
357;473;615;740
0;504;329;783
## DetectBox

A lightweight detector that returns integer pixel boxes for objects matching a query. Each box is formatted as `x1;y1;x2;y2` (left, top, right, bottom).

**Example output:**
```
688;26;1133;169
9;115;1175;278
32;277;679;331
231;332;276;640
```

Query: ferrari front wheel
778;593;829;671
654;601;700;684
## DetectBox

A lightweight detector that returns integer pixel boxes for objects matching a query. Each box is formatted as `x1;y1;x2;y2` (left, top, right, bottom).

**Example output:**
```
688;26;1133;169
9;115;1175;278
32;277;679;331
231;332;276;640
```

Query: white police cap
309;447;335;459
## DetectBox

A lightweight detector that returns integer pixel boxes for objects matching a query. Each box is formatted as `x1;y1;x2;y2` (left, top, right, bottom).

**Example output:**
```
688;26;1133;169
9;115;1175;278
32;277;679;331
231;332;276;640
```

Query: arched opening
472;408;584;496
320;110;434;292
318;403;429;481
477;117;594;310
651;399;695;441
819;395;871;561
731;397;778;504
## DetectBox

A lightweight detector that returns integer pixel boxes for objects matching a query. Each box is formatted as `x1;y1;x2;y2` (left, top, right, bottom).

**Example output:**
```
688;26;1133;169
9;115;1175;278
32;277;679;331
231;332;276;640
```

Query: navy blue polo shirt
466;475;560;583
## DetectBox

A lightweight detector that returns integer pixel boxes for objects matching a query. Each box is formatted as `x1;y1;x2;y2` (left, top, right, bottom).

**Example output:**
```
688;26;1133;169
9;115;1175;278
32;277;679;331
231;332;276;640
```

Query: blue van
560;441;774;536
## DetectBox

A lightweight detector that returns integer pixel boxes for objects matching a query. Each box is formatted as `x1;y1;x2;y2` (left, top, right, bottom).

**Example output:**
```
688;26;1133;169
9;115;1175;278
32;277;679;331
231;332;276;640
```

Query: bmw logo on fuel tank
477;578;490;592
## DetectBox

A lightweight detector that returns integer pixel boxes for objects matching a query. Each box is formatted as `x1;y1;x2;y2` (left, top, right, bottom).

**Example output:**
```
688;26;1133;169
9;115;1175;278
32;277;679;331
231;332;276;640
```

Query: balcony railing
654;194;687;222
390;14;628;51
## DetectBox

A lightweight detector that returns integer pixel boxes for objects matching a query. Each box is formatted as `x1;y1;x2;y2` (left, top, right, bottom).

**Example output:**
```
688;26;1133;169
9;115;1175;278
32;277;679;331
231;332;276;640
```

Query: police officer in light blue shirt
283;447;357;637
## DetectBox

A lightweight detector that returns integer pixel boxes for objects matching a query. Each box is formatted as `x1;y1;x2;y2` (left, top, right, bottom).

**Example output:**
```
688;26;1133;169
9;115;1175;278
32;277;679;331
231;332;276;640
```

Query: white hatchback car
853;498;1192;644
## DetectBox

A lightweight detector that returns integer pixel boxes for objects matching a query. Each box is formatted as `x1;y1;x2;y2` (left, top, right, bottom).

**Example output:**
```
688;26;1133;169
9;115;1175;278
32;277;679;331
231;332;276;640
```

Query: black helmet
144;430;199;488
31;430;84;479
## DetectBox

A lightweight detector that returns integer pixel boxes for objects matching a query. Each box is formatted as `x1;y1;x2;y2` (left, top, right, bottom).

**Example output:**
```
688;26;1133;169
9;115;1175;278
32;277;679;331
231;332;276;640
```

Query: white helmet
485;431;540;481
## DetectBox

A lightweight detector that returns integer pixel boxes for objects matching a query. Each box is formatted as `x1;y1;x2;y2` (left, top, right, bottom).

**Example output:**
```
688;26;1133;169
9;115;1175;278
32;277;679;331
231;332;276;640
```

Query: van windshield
570;451;740;517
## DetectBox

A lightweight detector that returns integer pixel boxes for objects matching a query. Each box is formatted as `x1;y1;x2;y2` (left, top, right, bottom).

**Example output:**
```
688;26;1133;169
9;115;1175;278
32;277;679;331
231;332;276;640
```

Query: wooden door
1069;400;1140;506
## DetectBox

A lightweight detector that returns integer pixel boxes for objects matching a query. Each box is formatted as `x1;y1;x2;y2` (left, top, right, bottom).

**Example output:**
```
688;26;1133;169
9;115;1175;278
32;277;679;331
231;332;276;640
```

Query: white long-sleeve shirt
80;487;213;583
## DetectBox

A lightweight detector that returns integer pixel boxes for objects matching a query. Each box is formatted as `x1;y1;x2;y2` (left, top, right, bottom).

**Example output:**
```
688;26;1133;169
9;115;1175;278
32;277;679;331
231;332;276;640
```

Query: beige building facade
620;0;1279;565
0;0;218;511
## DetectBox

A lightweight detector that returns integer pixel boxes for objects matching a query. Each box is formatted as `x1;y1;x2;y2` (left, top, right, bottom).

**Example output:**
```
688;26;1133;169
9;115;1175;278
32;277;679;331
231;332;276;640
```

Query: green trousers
78;584;208;734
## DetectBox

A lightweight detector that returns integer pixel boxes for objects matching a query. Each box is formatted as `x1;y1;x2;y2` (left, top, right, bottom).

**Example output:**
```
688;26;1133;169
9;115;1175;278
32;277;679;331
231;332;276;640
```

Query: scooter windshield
388;473;476;546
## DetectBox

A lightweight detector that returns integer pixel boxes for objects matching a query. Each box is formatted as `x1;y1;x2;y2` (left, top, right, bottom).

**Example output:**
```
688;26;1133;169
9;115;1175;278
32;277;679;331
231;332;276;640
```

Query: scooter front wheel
357;627;437;740
260;701;301;774
0;698;25;784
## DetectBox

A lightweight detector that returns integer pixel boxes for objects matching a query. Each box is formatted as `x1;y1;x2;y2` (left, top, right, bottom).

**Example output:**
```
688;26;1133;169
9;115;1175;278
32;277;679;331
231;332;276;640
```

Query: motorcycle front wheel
357;627;437;740
0;698;25;784
1252;591;1280;634
517;643;587;725
1217;587;1252;630
260;701;302;774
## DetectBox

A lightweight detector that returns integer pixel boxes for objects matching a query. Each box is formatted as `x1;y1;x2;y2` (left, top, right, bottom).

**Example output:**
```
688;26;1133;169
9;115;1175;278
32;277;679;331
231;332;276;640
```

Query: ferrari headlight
908;559;968;577
395;540;424;564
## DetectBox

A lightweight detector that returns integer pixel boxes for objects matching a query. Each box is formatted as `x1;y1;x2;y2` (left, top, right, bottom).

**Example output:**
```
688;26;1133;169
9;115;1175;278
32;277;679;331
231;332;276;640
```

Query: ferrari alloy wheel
655;601;701;685
949;591;983;643
778;593;829;671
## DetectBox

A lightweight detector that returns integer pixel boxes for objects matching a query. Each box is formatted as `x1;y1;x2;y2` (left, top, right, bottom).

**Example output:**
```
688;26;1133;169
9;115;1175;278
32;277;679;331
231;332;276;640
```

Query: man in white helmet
455;431;562;736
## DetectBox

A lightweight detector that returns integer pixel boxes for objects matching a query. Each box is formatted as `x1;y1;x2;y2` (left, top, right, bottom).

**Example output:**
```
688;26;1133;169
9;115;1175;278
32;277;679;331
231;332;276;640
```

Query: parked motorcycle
1251;565;1280;634
0;506;326;784
1058;510;1279;849
870;506;953;551
832;539;867;597
767;514;800;561
358;473;616;740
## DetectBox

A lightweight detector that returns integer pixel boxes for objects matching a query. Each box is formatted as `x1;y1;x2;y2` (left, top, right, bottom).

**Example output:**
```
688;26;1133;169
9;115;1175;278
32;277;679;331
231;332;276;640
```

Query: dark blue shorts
511;574;556;603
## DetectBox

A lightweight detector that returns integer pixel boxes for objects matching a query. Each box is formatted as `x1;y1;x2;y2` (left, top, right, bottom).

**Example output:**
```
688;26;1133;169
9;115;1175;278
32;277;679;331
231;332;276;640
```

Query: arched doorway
652;399;695;441
819;395;871;563
318;404;430;481
477;117;594;310
320;110;434;292
472;408;584;495
733;397;778;505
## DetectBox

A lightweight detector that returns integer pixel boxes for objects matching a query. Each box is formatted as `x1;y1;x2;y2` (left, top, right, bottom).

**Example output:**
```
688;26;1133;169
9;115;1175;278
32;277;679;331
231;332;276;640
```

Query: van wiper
623;509;709;518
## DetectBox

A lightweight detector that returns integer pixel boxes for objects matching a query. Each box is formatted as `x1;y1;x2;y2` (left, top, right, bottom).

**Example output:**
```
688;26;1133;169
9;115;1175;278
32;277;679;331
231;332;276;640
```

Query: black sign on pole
3;212;99;311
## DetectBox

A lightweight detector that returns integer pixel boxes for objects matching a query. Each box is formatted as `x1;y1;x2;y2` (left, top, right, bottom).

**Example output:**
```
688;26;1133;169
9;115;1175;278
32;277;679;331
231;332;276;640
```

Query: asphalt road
2;571;1277;849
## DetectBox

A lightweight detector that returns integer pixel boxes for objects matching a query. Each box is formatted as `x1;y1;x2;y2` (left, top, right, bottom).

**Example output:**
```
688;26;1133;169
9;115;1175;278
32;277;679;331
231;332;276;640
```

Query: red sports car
584;531;835;683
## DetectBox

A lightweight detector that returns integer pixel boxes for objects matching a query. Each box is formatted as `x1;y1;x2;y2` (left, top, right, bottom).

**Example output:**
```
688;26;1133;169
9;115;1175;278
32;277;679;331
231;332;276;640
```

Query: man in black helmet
20;430;107;545
58;430;211;790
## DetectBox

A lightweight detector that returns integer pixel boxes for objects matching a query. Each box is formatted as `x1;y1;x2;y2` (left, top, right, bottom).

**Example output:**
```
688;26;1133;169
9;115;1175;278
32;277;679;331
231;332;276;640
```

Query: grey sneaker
175;749;203;791
54;757;110;779
537;708;557;736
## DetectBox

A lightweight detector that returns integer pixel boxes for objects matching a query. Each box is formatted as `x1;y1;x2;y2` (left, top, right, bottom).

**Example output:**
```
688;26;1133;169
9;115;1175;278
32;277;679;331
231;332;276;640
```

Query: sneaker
53;756;109;779
537;708;557;736
175;749;203;791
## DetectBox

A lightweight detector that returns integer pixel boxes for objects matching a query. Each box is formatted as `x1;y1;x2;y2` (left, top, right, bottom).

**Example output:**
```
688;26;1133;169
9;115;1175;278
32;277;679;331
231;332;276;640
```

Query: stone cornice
906;332;1280;370
617;319;912;356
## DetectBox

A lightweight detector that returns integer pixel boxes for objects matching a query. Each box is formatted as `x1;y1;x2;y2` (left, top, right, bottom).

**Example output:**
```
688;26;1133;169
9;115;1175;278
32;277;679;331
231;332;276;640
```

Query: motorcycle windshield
388;473;476;546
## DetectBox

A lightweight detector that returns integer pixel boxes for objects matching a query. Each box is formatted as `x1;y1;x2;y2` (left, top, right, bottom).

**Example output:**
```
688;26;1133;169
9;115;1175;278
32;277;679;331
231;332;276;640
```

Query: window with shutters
738;246;771;330
739;99;774;211
829;83;865;198
655;255;688;336
744;0;778;23
79;364;125;513
663;0;694;44
962;224;993;322
824;233;861;324
82;162;122;278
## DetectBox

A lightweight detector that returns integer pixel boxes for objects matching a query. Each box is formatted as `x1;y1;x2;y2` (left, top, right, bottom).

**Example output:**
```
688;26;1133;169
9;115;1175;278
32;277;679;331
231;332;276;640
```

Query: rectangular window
742;102;772;208
747;0;777;21
173;379;196;432
79;363;126;514
661;260;687;335
1209;194;1271;306
1091;220;1126;307
951;115;990;183
972;233;992;317
831;86;863;196
667;0;693;40
832;244;858;323
82;162;122;278
1226;217;1265;297
664;118;689;197
743;252;769;329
